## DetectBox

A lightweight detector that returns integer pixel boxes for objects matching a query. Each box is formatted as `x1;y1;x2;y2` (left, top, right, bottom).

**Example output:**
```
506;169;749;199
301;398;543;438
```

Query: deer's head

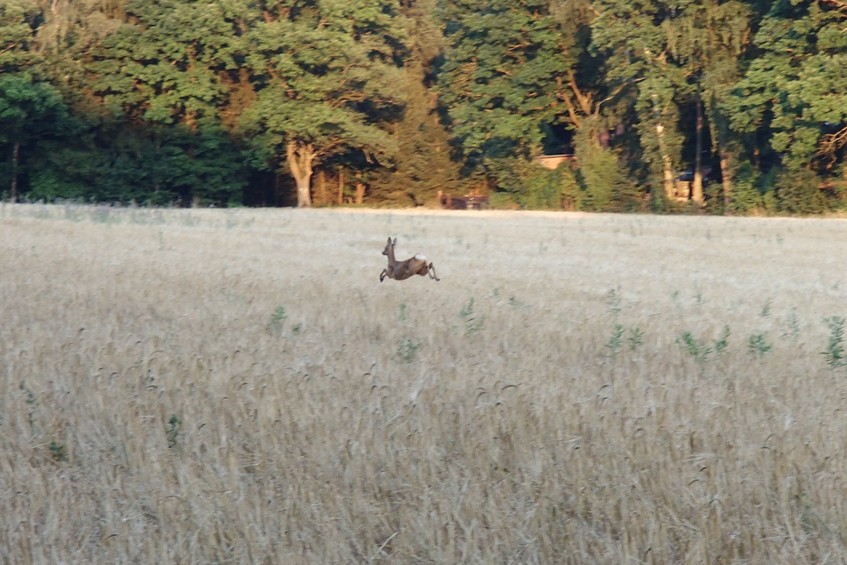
382;237;396;256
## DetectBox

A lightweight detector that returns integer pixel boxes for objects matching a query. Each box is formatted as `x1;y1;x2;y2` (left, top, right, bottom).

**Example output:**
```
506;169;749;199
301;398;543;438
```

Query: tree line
1;0;845;213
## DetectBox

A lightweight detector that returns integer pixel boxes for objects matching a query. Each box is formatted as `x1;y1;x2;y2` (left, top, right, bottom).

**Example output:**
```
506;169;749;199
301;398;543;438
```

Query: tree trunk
316;170;326;205
692;99;704;205
286;141;314;208
337;167;344;205
355;182;365;205
655;123;676;200
11;142;20;202
719;149;733;212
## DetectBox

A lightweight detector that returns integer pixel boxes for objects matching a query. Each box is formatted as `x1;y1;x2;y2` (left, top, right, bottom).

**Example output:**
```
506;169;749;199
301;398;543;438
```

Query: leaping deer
380;237;440;282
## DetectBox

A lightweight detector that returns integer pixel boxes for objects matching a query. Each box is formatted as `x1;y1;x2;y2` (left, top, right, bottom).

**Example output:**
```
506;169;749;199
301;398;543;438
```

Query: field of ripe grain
2;203;847;563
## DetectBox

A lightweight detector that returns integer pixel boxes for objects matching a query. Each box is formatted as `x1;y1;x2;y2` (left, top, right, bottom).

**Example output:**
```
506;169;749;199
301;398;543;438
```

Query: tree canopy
1;0;845;213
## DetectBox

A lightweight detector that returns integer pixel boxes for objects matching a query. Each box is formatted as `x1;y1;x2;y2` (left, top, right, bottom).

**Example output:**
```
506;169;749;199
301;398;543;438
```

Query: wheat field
2;203;847;563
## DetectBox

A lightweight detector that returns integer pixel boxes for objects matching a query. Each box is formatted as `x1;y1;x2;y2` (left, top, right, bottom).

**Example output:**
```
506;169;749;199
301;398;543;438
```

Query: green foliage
88;0;233;125
628;327;645;351
49;440;68;462
604;287;622;318
747;333;771;357
383;1;460;205
713;325;731;356
774;168;830;215
677;331;712;363
605;323;624;356
22;384;37;429
0;75;66;139
823;316;847;369
677;325;730;363
574;123;639;211
268;305;301;336
0;73;73;200
490;159;578;210
724;161;776;215
0;0;843;211
724;1;847;196
438;0;571;182
397;337;421;362
460;297;484;335
166;414;182;449
238;0;407;206
519;166;576;211
269;306;287;335
0;1;41;73
28;125;247;205
591;0;689;202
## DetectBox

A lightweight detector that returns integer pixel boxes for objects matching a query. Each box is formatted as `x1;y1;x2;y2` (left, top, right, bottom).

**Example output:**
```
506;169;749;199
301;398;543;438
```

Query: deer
379;237;440;282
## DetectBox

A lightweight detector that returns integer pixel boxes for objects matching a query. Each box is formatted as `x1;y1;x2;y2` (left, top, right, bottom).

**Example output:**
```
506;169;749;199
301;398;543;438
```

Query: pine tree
383;0;459;206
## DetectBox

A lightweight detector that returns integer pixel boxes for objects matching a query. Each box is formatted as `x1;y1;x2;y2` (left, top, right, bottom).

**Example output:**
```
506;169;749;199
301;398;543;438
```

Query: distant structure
437;190;489;210
535;154;576;170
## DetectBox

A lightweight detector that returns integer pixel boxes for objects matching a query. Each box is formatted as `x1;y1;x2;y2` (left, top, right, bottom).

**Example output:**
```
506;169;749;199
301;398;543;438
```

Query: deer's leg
380;268;388;282
428;263;440;281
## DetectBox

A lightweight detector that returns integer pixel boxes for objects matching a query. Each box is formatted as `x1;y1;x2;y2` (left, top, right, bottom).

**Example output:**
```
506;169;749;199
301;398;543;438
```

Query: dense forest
1;0;846;213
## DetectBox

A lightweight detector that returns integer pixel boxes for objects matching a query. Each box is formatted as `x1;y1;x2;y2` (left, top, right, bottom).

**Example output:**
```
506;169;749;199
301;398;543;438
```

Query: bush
724;161;776;215
488;158;578;210
775;168;829;214
574;125;640;212
519;165;578;210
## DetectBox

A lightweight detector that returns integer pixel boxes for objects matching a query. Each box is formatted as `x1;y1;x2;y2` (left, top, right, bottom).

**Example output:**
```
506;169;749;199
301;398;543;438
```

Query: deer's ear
392;238;397;245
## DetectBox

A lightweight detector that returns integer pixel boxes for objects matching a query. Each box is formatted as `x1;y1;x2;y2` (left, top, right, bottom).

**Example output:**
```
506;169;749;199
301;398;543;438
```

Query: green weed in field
628;327;645;351
50;440;67;462
714;325;731;355
22;384;36;430
782;309;800;341
823;316;846;368
760;298;773;318
605;287;622;317
677;331;712;363
166;414;182;449
747;333;772;357
397;337;421;362
604;324;624;356
269;306;287;334
677;326;731;363
460;297;484;334
604;324;645;357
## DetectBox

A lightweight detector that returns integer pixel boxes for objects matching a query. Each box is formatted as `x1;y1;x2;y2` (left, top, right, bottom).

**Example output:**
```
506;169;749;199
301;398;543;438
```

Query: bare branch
819;0;847;15
0;43;20;57
818;125;847;167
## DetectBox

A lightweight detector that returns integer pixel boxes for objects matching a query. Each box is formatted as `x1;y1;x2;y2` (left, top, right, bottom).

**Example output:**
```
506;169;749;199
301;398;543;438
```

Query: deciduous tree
239;0;408;207
725;0;847;211
0;75;68;201
438;0;570;194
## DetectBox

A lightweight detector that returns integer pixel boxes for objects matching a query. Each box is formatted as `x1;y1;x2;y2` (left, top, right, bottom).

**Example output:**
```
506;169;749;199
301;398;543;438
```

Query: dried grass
2;203;847;563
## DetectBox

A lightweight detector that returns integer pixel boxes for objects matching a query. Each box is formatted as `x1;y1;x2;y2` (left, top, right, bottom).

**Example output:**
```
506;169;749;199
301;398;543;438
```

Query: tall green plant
823;316;847;368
